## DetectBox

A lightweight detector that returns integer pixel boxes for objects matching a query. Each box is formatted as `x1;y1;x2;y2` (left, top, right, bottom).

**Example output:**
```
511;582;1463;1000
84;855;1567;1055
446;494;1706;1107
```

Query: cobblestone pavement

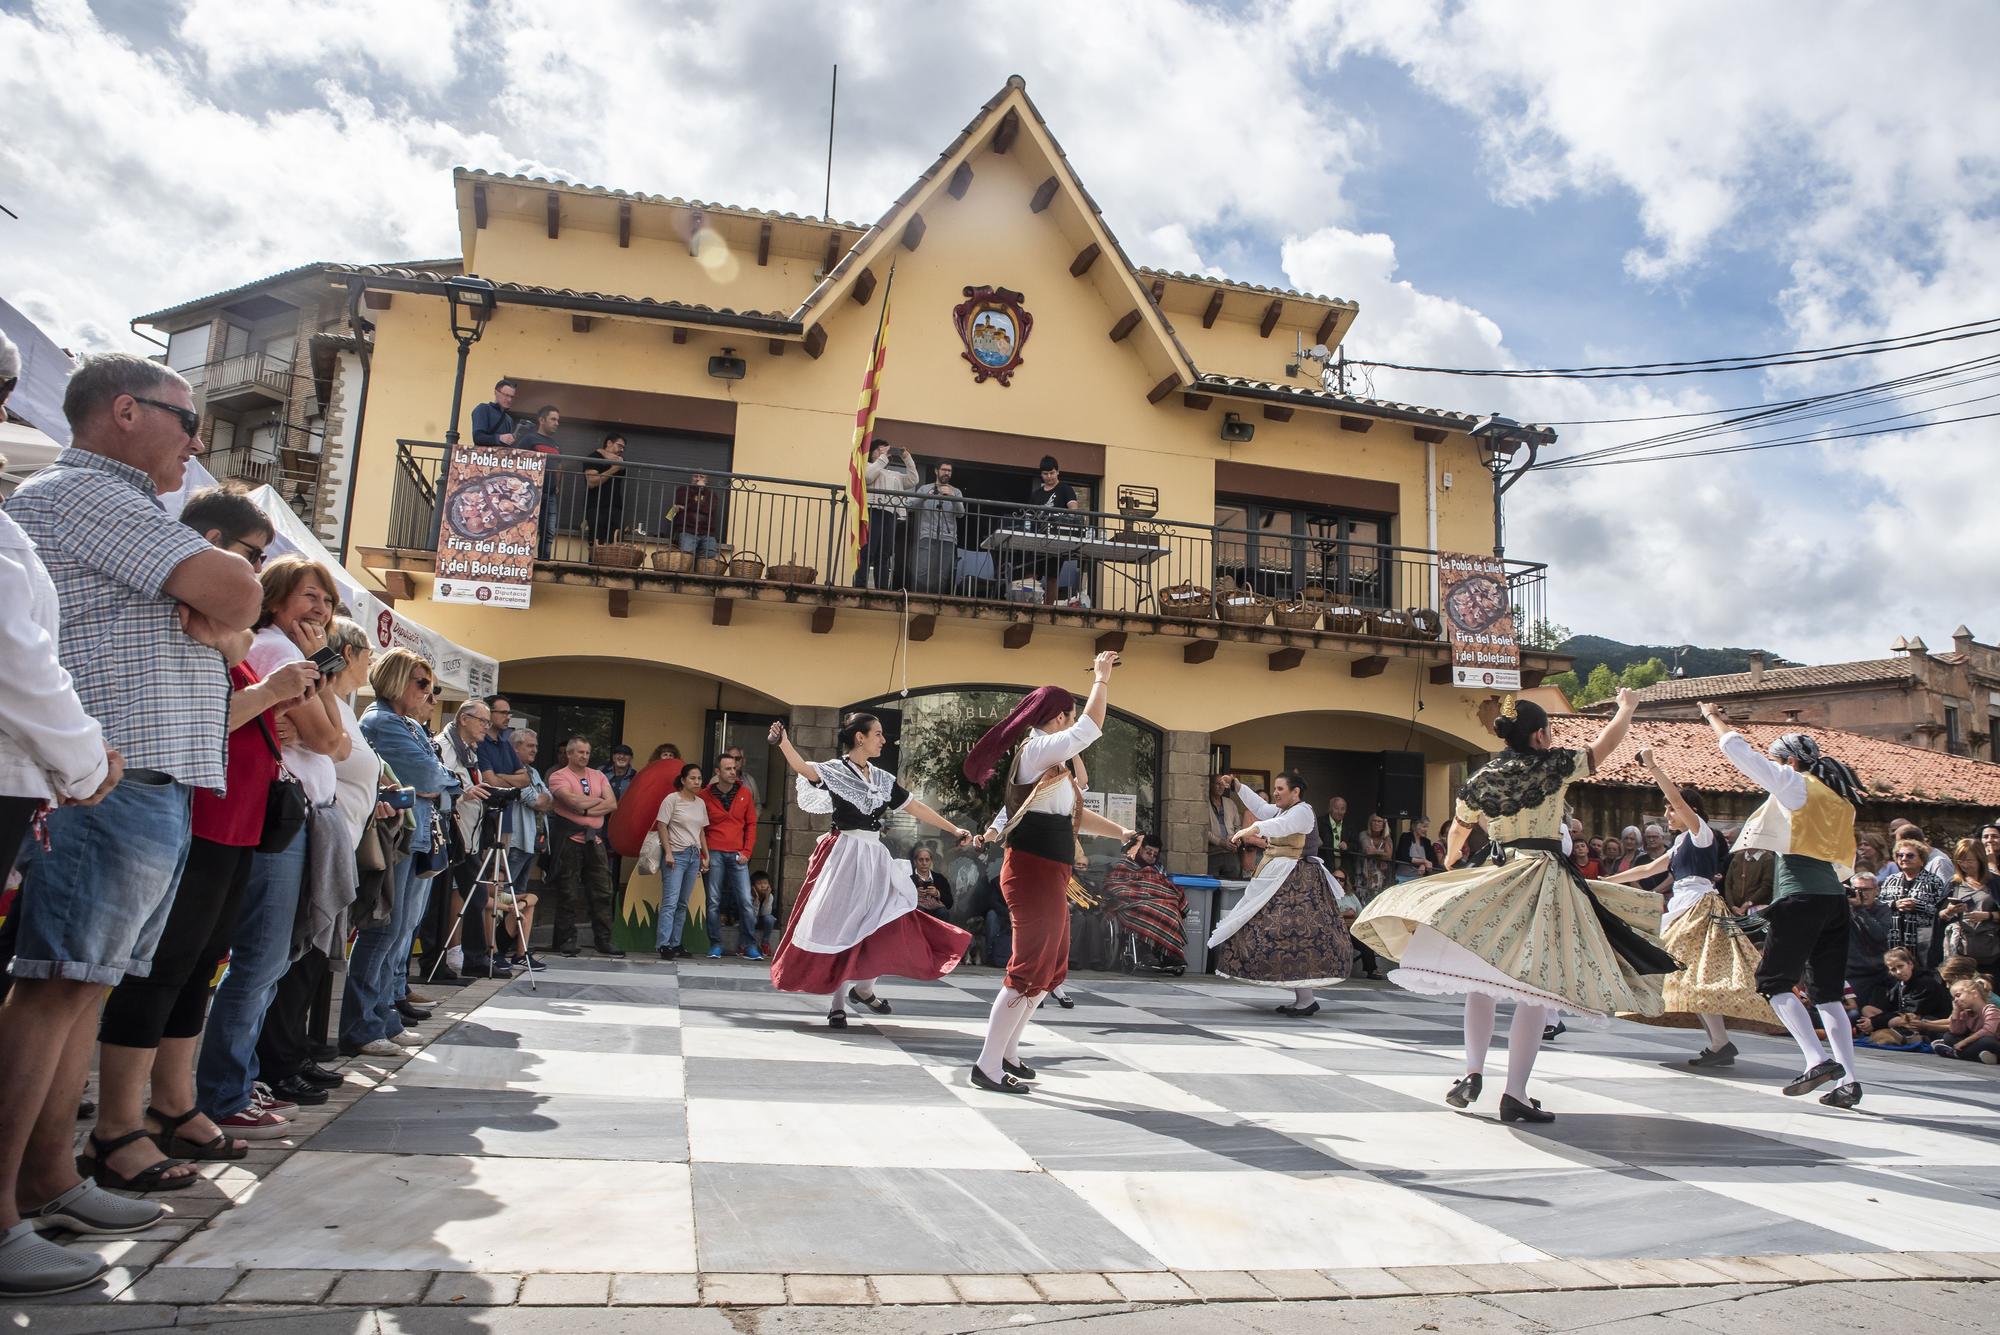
12;959;2000;1327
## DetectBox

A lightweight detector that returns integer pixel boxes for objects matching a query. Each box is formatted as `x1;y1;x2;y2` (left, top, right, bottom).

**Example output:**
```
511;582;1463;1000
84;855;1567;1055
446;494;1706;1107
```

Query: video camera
483;786;524;808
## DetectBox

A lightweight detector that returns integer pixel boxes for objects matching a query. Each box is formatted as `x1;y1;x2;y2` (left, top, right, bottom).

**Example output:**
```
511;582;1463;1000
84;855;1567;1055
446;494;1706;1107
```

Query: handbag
255;716;309;855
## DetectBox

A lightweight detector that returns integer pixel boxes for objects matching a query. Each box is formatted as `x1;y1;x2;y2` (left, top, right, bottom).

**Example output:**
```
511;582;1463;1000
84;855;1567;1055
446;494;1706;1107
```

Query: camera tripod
428;820;539;993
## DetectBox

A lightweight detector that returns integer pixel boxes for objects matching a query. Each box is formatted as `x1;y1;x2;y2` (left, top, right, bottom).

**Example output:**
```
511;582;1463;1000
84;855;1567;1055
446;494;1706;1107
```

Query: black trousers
1756;893;1851;1005
256;946;327;1080
99;837;255;1048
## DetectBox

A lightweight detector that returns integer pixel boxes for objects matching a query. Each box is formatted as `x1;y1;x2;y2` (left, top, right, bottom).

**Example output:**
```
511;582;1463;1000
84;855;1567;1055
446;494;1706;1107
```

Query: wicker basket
1409;607;1445;641
1272;601;1323;631
693;556;726;577
766;559;817;584
652;548;695;574
727;550;765;580
1159;583;1214;617
1302;582;1331;603
1325;606;1368;635
1218;591;1272;627
593;542;644;569
1370;608;1413;639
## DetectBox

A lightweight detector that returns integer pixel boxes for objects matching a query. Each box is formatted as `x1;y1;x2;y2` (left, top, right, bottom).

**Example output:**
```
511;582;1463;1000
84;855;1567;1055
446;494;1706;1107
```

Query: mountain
1555;635;1799;683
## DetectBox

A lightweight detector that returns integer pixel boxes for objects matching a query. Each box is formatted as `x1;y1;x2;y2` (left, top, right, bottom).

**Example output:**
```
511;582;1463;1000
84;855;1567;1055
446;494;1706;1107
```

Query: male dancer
1700;704;1865;1107
962;653;1129;1092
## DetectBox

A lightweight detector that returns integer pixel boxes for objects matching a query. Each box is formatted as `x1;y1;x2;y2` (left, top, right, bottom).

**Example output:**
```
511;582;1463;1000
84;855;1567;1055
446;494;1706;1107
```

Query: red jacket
702;781;757;854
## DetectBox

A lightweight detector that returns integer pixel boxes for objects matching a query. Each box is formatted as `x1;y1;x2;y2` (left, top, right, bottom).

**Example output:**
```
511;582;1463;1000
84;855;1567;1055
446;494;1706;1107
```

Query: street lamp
442;275;498;448
1467;414;1554;559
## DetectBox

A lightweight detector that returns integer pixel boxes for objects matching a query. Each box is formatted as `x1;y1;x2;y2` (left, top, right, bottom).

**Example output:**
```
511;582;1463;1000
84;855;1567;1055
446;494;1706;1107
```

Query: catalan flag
846;265;895;581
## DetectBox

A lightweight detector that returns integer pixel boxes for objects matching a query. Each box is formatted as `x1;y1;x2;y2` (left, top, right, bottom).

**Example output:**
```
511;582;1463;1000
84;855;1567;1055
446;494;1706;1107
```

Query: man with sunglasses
545;735;622;956
0;354;263;1295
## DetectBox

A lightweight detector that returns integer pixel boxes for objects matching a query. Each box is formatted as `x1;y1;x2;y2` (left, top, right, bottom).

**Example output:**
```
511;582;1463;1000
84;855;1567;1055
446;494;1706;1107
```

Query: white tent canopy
161;461;498;698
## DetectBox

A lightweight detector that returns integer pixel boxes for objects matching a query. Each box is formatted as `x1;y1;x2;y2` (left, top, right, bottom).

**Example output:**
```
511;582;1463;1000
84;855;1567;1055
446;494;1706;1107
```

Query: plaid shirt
1877;868;1950;951
3;448;228;788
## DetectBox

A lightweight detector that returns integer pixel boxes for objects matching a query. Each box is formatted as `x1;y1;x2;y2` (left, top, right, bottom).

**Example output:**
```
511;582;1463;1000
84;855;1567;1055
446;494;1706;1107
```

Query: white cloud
174;0;475;89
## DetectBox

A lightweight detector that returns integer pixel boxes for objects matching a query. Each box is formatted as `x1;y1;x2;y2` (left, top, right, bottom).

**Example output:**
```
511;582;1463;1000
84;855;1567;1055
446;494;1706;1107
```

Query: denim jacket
359;702;455;852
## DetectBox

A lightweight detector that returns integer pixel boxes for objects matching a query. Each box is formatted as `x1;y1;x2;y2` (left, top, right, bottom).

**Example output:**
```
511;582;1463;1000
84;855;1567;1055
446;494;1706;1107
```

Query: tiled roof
326;265;799;326
456;169;866;233
1547;715;2000;807
1630;659;1912;703
1136;268;1357;310
1193;373;1499;431
136;259;460;324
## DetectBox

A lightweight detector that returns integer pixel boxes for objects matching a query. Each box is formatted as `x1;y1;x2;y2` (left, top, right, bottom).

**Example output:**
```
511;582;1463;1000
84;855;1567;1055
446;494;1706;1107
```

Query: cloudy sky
5;0;1997;664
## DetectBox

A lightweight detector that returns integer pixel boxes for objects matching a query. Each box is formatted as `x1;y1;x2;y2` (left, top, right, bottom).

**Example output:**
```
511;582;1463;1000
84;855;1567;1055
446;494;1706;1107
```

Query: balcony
200;352;293;410
370;441;1557;675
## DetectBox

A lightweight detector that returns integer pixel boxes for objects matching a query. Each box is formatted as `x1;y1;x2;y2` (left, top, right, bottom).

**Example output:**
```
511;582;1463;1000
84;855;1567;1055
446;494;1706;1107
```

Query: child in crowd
1931;977;2000;1063
1857;947;1954;1047
749;870;779;955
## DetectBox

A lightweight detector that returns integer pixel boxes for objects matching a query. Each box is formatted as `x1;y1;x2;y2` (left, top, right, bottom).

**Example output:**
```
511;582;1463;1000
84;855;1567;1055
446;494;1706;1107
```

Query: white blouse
1236;787;1315;839
1011;714;1101;816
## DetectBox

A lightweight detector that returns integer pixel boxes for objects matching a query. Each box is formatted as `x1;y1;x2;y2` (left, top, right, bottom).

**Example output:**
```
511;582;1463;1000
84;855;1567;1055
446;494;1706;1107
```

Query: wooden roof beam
671;328;688;345
1184;640;1217;665
1429;665;1453;685
909;613;936;642
1003;623;1033;649
1351;655;1389;678
803;323;828;358
1147;375;1181;405
1029;175;1059;213
545;191;560;240
381;570;415;601
608;589;630;618
362;291;392;311
1069;243;1101;277
900;213;927;251
617;200;631;248
993;107;1021;153
1202;289;1224;328
1339;416;1373;433
1269;647;1305;672
571;315;593;333
472;184;488;230
711;596;733;626
1262;405;1294;423
1096;631;1128;656
1259;298;1282;338
1413;426;1449;444
947;161;973;200
1150;277;1166;304
810;606;836;634
822;231;842;275
1181;392;1212;411
852;267;877;306
756;219;771;266
767;339;784;357
1314;310;1338;346
1109;309;1141;342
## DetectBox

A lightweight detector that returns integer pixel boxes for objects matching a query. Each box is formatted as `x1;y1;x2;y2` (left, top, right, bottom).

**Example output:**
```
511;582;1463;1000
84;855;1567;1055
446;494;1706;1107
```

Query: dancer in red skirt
766;714;974;1028
962;652;1133;1093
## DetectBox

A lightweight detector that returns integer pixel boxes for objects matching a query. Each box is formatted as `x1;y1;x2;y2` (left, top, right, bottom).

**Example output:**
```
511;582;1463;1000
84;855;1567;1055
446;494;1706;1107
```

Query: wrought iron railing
386;440;1550;634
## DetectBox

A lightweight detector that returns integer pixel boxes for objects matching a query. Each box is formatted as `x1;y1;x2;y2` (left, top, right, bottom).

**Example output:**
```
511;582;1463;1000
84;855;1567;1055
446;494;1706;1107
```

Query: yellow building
323;77;1563;900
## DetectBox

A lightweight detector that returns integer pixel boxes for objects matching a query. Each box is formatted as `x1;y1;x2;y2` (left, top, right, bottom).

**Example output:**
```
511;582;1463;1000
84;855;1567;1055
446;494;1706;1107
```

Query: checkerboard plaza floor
159;962;2000;1278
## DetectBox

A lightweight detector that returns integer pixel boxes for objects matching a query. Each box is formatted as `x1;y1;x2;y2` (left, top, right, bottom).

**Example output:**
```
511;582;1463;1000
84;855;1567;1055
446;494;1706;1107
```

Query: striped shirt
3;448;228;789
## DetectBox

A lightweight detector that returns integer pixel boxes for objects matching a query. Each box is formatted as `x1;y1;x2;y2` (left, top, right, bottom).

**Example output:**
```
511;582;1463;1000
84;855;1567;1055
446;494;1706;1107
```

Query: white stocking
825;991;845;1016
1697;1013;1730;1048
1292;987;1316;1008
1504;1004;1547;1102
1818;1002;1860;1084
976;985;1027;1079
1768;991;1828;1068
850;976;879;1001
1463;993;1497;1076
1003;991;1048;1063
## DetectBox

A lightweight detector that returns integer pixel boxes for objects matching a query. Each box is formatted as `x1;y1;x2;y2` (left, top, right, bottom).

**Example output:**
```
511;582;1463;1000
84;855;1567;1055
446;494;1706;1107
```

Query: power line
1348;314;2000;380
1537;404;2000;471
1537;351;2000;426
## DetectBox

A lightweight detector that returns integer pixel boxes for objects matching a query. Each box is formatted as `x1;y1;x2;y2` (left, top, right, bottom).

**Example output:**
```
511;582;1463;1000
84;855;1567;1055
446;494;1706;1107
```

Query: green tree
1515;614;1571;651
1618;657;1669;691
1574;663;1619;707
1544;669;1581;706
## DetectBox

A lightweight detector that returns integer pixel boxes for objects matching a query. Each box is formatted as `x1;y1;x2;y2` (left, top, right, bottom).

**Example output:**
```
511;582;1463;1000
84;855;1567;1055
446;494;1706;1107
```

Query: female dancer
1354;689;1679;1122
1208;772;1353;1016
766;715;974;1029
962;652;1131;1093
1604;747;1771;1065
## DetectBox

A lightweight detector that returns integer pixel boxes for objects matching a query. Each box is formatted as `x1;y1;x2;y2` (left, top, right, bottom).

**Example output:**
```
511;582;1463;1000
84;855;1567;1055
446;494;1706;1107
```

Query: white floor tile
1247;1111;1620;1172
475;999;681;1029
1052;1169;1550;1270
161;1152;694;1272
687;1100;1036;1170
395;1045;685;1098
681;1024;919;1066
1083;1042;1325;1075
1663;1166;2000;1251
923;1063;1228;1115
1728;1111;2000;1165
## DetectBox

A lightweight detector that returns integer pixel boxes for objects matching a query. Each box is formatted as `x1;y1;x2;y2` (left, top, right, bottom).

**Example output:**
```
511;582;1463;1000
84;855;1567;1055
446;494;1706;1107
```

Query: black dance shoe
1782;1059;1844;1097
1819;1081;1863;1109
1686;1042;1738;1068
970;1066;1031;1094
1542;1020;1567;1041
396;1000;432;1023
826;1011;848;1029
1499;1093;1554;1123
1051;990;1075;1010
848;986;892;1015
1446;1073;1483;1108
1002;1058;1036;1081
1274;1001;1321;1018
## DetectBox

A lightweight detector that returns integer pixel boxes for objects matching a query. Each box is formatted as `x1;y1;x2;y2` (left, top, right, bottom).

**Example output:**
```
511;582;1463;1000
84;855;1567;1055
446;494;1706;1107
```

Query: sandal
76;1129;198;1193
148;1106;249;1162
